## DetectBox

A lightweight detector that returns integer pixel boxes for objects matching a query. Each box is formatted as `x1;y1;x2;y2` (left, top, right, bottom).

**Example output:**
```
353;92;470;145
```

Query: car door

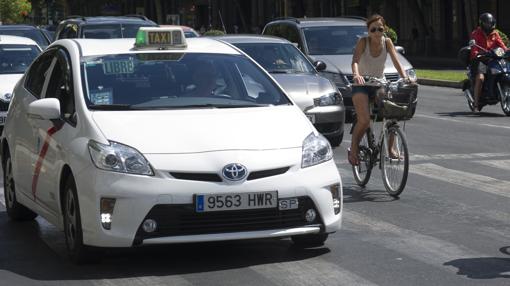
12;49;55;201
29;48;78;215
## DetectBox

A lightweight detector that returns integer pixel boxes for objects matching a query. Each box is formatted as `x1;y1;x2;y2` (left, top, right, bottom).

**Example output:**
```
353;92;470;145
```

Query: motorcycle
458;40;510;115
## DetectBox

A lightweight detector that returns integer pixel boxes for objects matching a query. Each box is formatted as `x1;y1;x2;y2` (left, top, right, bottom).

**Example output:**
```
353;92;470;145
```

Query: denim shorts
352;85;379;99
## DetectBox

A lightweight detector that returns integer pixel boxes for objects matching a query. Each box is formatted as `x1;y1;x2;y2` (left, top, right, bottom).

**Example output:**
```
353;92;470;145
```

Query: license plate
306;114;315;123
195;191;277;212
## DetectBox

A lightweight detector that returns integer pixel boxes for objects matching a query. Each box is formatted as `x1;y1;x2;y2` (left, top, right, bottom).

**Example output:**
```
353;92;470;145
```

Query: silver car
217;35;345;146
263;17;417;122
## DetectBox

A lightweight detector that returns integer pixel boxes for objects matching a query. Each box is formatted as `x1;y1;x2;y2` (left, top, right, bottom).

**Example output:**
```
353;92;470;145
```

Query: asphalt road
0;85;509;286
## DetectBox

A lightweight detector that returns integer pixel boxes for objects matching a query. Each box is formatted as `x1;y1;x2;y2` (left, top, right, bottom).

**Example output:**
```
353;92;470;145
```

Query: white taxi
0;35;41;128
1;27;342;262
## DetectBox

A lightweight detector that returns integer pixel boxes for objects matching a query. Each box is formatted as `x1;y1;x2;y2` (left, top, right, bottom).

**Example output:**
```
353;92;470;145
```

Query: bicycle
349;77;417;197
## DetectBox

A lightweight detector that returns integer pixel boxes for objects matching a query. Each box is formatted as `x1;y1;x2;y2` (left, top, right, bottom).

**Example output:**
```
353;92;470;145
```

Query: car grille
345;73;400;84
133;196;321;244
0;101;9;112
169;167;290;183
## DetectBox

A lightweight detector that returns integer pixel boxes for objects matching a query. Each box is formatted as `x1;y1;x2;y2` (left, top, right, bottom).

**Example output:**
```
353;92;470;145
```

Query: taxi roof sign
135;27;187;50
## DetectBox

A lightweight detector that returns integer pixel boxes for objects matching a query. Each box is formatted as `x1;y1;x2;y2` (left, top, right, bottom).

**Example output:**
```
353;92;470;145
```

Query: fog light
100;198;116;230
329;184;341;215
305;209;317;223
142;219;157;233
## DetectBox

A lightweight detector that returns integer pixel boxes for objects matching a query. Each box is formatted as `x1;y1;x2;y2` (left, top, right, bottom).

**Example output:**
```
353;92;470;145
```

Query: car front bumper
75;152;342;247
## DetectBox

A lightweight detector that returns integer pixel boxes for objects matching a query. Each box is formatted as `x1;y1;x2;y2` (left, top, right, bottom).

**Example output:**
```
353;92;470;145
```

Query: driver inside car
470;12;508;112
186;62;218;97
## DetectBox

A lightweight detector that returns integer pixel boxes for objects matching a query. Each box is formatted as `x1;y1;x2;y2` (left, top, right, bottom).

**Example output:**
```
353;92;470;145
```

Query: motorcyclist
470;13;507;112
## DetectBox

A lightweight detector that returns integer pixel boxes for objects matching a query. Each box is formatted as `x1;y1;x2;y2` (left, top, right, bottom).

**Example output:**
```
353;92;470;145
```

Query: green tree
0;0;31;23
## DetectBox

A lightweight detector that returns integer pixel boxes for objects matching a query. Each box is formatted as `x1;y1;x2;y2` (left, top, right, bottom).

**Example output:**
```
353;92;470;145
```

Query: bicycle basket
381;83;418;120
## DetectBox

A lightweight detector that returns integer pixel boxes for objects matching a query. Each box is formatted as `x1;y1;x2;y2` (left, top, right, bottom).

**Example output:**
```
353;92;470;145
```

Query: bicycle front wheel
381;125;409;197
352;131;373;187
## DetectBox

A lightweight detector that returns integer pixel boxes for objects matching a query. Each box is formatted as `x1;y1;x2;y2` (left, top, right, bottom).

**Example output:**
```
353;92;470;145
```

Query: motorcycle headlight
494;47;505;57
314;92;342;106
321;72;349;87
301;132;333;168
406;69;417;82
88;140;154;176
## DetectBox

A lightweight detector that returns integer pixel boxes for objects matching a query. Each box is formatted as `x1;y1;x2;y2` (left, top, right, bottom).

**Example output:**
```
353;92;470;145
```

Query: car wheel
327;132;343;147
291;233;328;248
63;175;101;264
3;152;37;221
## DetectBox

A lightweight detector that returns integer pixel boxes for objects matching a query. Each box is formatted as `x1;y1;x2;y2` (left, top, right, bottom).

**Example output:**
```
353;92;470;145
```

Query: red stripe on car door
31;126;62;200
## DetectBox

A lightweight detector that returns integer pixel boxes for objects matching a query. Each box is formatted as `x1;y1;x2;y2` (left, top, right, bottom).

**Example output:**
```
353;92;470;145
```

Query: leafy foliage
385;26;398;44
0;0;31;23
496;29;509;47
203;29;225;36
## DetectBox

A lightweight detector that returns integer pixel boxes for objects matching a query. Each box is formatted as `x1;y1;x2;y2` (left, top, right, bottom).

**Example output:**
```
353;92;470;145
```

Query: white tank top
358;36;387;78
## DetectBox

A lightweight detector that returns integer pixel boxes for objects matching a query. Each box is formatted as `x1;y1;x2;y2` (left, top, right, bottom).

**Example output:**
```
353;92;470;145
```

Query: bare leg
350;92;370;165
474;73;484;111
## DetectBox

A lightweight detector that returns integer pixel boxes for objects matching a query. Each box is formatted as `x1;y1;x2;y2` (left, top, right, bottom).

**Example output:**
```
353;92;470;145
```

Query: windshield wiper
88;104;135;110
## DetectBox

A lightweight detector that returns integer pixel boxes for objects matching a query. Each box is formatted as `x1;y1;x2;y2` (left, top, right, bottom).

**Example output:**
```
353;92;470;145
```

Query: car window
0;45;40;74
0;29;49;48
303;26;367;55
83;24;154;39
60;24;78;39
25;50;55;98
81;53;290;109
45;50;75;123
234;43;314;74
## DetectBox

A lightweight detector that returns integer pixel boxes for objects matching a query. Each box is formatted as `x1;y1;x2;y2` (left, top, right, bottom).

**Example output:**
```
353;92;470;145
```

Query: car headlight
302;132;333;168
406;69;417;82
321;72;349;87
314;92;342;106
88;140;154;175
0;93;12;103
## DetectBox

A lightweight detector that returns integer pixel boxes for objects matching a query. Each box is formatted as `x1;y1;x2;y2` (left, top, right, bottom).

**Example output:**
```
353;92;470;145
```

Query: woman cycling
348;14;408;166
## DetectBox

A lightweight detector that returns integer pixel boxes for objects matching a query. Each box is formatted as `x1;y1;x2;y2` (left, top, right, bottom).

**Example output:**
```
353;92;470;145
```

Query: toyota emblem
222;163;248;181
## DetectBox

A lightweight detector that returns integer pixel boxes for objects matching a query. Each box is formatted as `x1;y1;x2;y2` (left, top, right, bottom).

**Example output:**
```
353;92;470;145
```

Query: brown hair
366;14;386;29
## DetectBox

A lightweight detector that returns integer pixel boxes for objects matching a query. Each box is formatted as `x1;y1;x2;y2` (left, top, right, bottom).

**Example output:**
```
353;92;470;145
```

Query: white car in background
1;27;342;263
0;35;41;129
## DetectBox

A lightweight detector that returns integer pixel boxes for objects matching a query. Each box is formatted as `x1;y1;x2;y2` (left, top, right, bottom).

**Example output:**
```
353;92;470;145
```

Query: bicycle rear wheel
352;131;373;187
381;125;409;197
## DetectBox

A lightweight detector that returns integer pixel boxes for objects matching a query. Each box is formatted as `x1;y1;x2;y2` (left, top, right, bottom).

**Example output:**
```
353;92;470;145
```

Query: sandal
347;148;360;166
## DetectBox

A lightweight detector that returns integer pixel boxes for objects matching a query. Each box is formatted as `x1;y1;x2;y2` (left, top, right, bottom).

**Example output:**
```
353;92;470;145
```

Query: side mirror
28;98;61;120
313;60;327;72
469;39;476;47
395;46;405;55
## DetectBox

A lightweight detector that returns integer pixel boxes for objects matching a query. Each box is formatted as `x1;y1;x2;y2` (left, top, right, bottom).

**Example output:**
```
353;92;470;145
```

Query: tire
327;132;343;147
291;233;328;248
381;125;409;197
352;131;373;187
3;153;37;221
499;83;510;116
464;89;475;112
63;175;101;264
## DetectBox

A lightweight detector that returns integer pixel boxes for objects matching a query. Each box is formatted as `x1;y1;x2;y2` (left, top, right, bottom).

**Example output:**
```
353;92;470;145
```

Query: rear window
0;44;41;74
81;53;290;110
83;24;155;39
0;29;48;48
303;25;367;55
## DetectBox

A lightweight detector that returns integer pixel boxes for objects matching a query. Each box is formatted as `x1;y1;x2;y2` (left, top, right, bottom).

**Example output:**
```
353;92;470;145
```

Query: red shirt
470;27;507;59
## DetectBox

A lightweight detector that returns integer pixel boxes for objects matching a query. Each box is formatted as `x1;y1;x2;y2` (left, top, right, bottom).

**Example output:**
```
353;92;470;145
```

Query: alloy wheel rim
65;189;77;249
5;159;15;209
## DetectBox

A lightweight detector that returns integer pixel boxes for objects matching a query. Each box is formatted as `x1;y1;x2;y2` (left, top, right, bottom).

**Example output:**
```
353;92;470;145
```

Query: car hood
271;73;336;110
91;106;312;154
0;74;23;100
309;53;413;75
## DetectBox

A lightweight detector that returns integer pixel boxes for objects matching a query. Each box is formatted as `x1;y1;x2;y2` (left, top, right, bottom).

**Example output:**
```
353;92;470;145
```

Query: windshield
83;24;154;38
303;26;368;55
0;44;41;74
0;29;48;48
234;43;315;74
81;53;290;110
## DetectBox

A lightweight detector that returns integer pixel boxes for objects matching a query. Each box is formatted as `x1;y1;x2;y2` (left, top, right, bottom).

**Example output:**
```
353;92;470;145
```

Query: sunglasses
370;27;385;33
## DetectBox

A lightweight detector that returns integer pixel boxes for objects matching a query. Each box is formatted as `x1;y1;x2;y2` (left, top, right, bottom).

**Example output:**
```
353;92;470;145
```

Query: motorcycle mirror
469;39;476;47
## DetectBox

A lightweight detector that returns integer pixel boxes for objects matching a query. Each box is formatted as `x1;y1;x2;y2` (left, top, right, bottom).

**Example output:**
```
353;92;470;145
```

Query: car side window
44;49;76;124
25;50;55;98
60;23;78;39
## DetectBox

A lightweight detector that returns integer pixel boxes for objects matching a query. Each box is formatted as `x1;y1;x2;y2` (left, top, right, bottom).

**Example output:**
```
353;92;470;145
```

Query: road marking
475;159;510;171
92;276;193;286
411;163;510;198
251;257;378;286
415;114;510;130
344;210;488;273
409;152;510;161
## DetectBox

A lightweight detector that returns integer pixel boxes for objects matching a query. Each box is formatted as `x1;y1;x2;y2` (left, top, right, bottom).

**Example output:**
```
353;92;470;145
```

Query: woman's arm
351;38;365;84
386;38;407;79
